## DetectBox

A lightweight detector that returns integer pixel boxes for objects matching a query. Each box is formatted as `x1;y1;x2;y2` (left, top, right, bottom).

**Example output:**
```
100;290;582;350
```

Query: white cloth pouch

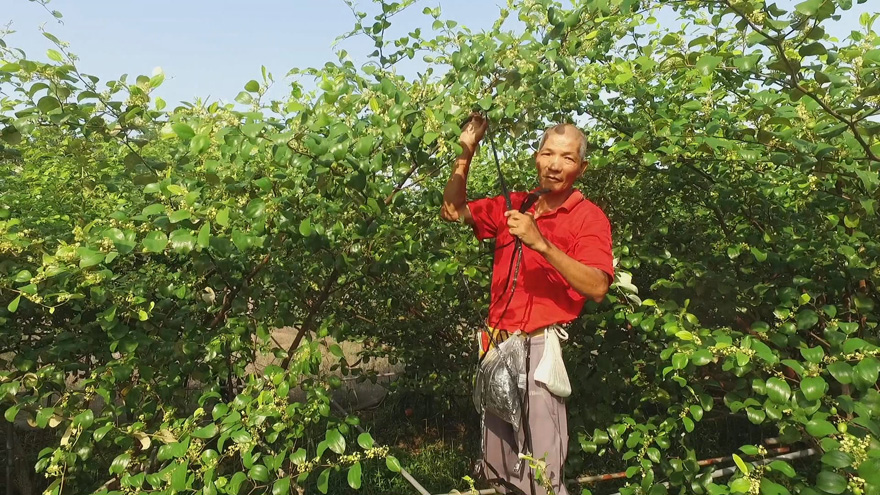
533;326;571;397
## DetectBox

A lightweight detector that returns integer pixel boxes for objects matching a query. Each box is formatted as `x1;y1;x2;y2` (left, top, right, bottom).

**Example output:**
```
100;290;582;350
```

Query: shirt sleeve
569;207;614;280
467;195;507;240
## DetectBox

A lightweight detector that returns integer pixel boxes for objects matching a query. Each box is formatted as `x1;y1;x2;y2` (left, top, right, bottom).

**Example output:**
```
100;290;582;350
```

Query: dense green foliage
2;0;880;494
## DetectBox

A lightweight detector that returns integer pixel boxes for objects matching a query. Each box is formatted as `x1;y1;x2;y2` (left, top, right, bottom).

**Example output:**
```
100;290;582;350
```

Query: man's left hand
505;210;548;252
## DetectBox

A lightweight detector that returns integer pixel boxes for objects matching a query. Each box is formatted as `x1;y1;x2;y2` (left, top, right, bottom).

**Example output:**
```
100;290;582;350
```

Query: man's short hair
536;123;588;163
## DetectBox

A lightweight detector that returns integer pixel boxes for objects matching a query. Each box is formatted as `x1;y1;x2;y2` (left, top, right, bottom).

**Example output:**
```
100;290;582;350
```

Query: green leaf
827;362;853;384
46;49;64;62
244;198;266;219
795;0;823;16
245;80;260;92
172;123;195;140
110;453;131;474
844;338;871;353
692;349;714;366
7;295;20;313
36;407;54;428
799;42;827;57
93;423;113;442
4;405;20;423
800;376;827;401
198;223;211;248
766;377;791;404
845;214;860;229
733;55;759;71
386;455;402;472
348;462;362;489
733;454;749;474
329;344;345;358
855;295;875;313
216;208;229;227
357;432;374;449
37;95;60;113
816;471;847;494
190;134;210;154
769;460;796;477
355;136;374;157
169;230;196;254
796;309;819;330
228;472;247;494
856;357;880;388
172;461;188;490
858;459;880;485
800;346;825;363
423;132;440;145
805;418;837;437
672;353;689;369
232;230;251;252
169;210;191;223
211;403;228;420
77;247;105;268
683;416;695;432
730;477;751;493
761;480;791;495
143;231;168;253
73;409;94;429
751;247;768;262
142;203;165;216
192;423;218;438
695;55;723;75
235;91;253;105
254;177;273;191
746;408;766;424
249;464;268;482
291;448;307;465
273;477;291;495
326;428;346;454
821;451;854;468
231;429;253;444
318;468;331;494
751;340;777;364
300;218;313;237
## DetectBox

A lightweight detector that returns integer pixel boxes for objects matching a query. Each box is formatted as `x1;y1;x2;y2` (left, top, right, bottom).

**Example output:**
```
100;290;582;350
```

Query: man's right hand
460;111;488;156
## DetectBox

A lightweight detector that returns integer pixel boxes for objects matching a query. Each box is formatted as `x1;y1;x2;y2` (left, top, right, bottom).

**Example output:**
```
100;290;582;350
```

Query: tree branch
280;266;339;369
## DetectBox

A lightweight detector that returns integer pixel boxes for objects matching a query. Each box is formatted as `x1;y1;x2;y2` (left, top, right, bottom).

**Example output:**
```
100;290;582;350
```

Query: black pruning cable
475;114;548;495
485;126;549;334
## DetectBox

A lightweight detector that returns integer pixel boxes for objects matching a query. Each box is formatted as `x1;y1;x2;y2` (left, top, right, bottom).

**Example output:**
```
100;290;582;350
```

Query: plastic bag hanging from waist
473;331;527;429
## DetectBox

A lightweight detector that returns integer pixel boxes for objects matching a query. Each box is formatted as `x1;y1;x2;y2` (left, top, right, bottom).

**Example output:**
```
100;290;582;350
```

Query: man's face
534;127;587;194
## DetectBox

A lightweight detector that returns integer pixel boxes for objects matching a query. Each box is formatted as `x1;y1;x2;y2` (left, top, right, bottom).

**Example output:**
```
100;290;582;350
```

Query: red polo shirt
469;189;613;333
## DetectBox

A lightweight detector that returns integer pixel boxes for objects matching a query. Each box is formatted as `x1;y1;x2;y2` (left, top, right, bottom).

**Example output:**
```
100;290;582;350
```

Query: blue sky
2;1;506;105
3;1;876;105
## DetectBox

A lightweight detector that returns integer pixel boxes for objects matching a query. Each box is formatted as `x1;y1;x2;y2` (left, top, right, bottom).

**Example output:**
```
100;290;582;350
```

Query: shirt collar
530;188;584;215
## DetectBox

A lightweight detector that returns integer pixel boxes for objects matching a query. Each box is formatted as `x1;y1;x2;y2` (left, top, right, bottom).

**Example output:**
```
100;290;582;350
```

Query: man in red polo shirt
440;113;613;495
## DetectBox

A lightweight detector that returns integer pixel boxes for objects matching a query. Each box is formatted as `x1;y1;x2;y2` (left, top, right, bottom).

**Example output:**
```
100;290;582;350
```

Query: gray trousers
481;334;569;495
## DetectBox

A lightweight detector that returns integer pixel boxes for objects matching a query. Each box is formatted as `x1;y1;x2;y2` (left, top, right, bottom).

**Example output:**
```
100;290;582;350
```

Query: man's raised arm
440;112;488;225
